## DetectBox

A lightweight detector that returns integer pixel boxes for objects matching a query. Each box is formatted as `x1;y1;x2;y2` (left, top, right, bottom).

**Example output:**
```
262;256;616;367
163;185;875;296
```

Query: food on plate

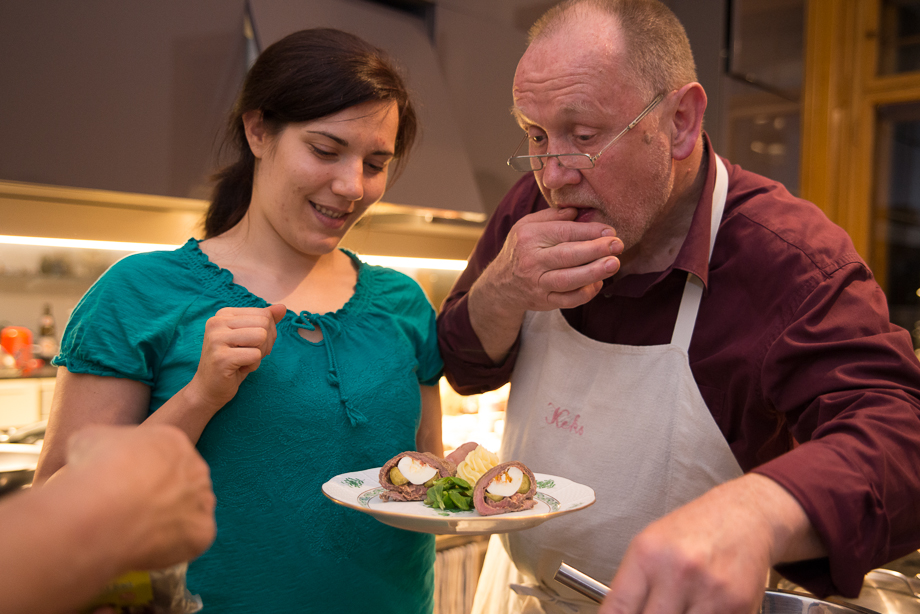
472;461;537;516
456;444;500;487
378;446;539;517
423;476;474;511
378;451;456;502
445;441;479;467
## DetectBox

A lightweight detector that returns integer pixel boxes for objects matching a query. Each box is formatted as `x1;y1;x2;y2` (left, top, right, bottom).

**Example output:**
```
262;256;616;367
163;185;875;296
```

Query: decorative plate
321;467;595;535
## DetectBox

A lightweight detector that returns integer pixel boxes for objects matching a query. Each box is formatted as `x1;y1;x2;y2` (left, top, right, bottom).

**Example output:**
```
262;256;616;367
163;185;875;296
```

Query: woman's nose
332;161;364;201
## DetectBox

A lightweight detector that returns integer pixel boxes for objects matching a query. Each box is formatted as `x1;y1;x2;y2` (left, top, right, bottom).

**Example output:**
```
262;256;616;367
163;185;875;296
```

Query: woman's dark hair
205;28;418;238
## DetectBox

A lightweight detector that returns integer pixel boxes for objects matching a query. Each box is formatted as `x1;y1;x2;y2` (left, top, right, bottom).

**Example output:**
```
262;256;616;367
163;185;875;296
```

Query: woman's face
246;100;399;257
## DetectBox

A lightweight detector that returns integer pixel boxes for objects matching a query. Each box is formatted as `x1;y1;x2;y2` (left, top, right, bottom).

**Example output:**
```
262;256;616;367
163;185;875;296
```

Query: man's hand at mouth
467;206;623;363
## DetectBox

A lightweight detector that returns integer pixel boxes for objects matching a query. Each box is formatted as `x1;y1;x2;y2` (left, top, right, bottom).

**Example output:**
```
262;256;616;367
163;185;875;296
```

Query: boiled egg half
486;466;524;497
397;456;438;485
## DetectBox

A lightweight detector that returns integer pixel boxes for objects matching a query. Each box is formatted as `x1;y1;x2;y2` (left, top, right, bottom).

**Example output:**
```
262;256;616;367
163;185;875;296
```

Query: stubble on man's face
541;136;674;252
519;9;676;252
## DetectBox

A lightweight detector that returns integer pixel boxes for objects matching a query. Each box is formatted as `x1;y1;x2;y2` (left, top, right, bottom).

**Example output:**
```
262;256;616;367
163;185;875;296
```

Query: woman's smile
308;200;352;230
311;202;349;219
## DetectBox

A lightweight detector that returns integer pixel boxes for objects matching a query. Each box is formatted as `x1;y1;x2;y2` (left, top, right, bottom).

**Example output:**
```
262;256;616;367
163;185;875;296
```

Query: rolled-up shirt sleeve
752;260;920;596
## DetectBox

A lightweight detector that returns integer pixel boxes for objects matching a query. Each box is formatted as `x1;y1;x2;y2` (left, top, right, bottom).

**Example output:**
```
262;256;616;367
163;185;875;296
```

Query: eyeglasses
506;93;665;172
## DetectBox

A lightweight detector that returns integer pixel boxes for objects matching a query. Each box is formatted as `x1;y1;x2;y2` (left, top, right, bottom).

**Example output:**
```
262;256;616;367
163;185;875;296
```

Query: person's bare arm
600;473;825;614
34;369;150;486
466;207;622;363
416;383;444;457
2;424;216;614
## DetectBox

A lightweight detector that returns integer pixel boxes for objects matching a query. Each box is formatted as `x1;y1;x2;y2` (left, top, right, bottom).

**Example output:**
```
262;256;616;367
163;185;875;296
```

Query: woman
34;28;443;613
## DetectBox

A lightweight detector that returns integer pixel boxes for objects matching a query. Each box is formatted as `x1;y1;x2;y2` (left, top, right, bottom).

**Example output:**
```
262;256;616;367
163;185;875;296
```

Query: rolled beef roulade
473;461;537;516
379;452;456;502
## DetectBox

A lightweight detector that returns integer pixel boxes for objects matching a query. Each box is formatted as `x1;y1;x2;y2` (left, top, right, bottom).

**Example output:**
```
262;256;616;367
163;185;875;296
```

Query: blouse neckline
179;238;372;322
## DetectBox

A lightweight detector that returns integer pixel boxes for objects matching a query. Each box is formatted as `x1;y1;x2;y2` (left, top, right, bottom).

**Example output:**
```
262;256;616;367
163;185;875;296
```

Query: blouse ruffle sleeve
53;250;193;386
368;264;443;387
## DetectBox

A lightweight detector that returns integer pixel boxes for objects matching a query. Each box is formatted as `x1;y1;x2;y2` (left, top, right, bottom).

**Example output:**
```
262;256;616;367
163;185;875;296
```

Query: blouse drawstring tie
291;312;368;427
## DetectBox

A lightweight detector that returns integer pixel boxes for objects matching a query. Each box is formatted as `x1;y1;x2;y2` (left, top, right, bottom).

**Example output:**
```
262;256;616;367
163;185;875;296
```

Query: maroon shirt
437;139;920;597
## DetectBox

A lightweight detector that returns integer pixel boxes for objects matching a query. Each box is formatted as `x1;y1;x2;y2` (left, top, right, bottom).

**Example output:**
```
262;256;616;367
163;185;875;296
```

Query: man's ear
669;83;707;161
242;110;268;159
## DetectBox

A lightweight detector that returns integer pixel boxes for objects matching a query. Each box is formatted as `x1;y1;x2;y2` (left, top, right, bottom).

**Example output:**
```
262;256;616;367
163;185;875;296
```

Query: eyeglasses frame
506;92;666;172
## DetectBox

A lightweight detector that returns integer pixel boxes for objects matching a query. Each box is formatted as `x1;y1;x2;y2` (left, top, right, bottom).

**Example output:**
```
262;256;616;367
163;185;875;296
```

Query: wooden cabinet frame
802;0;920;289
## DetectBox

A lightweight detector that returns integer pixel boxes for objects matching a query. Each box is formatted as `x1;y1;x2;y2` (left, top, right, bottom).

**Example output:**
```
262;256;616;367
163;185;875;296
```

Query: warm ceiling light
0;235;468;272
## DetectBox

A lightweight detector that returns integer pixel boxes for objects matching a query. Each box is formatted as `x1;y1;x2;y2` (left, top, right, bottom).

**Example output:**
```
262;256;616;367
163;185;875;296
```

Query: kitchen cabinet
1;0;489;218
0;378;54;428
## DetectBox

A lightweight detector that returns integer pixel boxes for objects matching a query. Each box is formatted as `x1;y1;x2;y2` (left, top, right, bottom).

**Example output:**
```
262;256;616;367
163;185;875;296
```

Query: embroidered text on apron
471;157;738;614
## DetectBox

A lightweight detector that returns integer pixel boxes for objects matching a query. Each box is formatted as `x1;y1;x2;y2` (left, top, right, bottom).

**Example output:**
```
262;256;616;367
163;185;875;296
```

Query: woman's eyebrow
307;130;348;146
306;130;394;157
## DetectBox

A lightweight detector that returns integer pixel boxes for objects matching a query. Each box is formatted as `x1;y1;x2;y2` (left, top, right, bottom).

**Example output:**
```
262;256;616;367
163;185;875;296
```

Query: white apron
471;158;739;614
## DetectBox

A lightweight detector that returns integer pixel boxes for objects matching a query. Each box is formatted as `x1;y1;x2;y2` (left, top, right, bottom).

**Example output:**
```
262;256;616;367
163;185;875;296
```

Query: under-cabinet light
0;235;179;252
0;235;469;271
360;255;468;271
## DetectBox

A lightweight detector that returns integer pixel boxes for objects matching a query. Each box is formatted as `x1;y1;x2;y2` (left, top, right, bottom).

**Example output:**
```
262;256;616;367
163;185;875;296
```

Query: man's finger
540;237;623;271
600;568;650;614
539;257;620;294
538;218;617;247
524;206;579;223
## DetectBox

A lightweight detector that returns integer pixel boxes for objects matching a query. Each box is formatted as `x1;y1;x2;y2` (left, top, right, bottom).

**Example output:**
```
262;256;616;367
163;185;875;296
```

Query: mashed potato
456;445;500;486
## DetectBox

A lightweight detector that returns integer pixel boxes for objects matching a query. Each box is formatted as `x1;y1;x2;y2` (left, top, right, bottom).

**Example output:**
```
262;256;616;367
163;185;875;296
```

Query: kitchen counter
0;365;58;380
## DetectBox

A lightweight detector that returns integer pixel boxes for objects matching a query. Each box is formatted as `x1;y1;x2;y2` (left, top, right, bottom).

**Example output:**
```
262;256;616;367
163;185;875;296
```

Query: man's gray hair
529;0;698;97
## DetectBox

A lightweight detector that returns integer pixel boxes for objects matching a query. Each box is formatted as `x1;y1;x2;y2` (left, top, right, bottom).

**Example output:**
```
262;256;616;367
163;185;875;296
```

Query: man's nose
539;155;583;191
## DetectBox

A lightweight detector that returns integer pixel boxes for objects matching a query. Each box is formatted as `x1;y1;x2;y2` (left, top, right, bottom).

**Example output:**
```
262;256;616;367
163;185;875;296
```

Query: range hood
247;0;487;223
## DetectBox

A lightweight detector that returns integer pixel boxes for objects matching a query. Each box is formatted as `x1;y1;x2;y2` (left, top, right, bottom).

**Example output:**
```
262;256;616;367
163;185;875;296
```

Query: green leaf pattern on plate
537;479;555;489
343;477;364;488
534;493;560;512
359;487;386;507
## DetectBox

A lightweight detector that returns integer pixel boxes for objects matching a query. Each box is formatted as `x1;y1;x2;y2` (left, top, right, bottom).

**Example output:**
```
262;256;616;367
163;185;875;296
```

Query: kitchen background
2;0;920;612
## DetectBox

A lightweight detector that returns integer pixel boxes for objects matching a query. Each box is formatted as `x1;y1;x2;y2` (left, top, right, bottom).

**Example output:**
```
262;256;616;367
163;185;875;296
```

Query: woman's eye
365;158;392;174
311;145;337;159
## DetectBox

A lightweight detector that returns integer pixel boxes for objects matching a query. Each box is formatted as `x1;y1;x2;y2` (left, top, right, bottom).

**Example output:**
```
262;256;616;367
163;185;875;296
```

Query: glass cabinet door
873;101;920;349
878;0;920;76
871;2;920;352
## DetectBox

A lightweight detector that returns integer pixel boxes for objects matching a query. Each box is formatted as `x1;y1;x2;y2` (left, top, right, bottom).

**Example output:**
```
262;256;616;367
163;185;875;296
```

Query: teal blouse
55;239;442;613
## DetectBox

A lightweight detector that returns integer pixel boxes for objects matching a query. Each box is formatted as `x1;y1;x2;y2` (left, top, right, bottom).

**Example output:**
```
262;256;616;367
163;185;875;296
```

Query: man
2;424;216;614
437;1;920;613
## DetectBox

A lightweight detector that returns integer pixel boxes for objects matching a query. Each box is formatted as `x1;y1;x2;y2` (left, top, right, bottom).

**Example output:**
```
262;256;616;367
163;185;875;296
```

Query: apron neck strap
671;156;729;352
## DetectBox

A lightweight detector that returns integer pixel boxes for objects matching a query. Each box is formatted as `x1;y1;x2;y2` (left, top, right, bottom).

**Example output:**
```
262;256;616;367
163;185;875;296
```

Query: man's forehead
511;98;599;125
528;6;624;59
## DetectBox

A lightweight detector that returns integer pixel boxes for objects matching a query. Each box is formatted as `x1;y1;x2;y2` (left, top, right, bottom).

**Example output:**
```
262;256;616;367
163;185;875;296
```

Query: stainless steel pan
554;562;882;614
0;442;42;497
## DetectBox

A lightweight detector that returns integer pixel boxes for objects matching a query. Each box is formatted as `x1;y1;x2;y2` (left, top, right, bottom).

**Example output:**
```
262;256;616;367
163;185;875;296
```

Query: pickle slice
517;474;531;494
389;466;408;486
484;491;504;502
